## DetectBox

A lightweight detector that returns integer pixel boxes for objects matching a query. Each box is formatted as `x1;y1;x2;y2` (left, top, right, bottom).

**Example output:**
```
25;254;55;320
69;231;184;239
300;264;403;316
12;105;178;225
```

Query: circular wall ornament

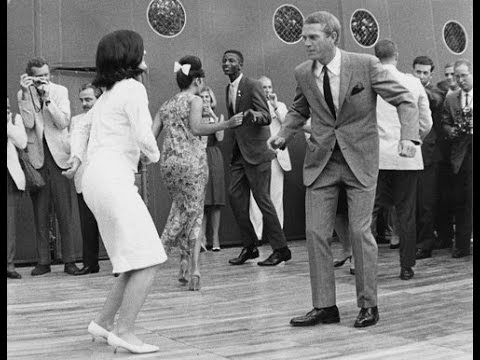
350;9;379;48
442;20;468;54
273;4;304;44
147;0;186;38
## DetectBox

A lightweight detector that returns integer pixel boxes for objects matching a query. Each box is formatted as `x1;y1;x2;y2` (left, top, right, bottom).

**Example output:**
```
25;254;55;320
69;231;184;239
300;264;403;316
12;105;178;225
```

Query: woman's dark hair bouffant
93;30;145;90
176;55;205;90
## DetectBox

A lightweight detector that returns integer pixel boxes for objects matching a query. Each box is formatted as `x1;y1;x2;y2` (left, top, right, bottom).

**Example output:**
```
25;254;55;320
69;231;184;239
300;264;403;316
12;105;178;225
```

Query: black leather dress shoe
31;264;51;276
415;248;432;259
64;262;81;275
228;247;259;265
452;248;471;258
400;266;414;280
74;264;100;275
290;306;340;326
354;306;379;328
257;248;291;266
7;270;22;279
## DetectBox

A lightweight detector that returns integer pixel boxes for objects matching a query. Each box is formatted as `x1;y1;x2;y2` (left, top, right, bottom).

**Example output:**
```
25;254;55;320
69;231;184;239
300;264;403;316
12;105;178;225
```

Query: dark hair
26;57;49;75
223;50;244;66
93;30;145;90
412;56;435;72
304;11;341;45
444;62;455;69
79;83;103;98
374;39;397;60
176;55;205;90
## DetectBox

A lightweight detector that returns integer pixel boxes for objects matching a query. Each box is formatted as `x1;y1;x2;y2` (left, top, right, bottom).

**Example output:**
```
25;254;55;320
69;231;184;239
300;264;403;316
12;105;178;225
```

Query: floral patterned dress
158;92;208;254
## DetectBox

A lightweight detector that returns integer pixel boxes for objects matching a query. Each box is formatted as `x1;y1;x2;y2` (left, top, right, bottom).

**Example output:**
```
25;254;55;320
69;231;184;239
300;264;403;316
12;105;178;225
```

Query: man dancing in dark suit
222;50;291;266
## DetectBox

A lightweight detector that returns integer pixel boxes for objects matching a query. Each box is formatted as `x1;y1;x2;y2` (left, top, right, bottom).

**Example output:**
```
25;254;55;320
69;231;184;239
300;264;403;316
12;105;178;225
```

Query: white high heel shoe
107;332;159;354
87;321;111;342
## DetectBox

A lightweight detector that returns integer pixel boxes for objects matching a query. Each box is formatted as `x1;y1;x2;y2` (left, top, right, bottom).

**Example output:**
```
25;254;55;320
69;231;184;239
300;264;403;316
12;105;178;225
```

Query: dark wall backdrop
7;0;472;262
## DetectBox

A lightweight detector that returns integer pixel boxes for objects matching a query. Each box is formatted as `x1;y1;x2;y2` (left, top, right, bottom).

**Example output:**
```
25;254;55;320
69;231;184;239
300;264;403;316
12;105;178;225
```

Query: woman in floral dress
153;55;242;290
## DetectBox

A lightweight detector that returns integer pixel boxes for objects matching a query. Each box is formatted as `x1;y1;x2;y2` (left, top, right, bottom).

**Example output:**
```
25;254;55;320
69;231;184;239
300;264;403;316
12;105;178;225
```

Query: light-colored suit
7;114;27;190
278;49;419;308
69;112;92;193
17;82;81;265
249;101;292;238
17;82;71;169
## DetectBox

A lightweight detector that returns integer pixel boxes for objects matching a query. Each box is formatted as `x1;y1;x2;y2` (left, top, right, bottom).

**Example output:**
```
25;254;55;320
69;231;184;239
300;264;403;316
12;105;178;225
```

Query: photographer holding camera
17;57;82;276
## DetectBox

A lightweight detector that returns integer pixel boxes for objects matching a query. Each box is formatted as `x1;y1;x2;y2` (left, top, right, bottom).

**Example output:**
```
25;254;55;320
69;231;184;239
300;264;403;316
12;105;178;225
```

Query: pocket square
351;83;365;96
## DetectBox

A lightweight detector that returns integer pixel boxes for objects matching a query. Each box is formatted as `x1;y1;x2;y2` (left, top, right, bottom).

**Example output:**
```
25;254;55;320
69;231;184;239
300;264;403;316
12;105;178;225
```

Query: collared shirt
229;73;244;112
313;47;341;113
461;89;473;110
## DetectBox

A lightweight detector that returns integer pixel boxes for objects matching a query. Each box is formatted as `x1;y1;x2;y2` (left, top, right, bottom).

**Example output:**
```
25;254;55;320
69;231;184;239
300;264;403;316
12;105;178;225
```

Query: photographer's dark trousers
416;163;438;252
30;139;82;265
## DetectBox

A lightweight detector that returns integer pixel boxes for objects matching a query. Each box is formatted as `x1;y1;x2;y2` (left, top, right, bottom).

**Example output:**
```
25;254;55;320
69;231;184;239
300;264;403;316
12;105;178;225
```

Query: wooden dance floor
7;240;473;359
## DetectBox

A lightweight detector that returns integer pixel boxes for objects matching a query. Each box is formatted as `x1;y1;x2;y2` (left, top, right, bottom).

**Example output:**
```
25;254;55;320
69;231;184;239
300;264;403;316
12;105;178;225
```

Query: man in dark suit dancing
222;50;292;266
268;11;420;328
442;59;472;258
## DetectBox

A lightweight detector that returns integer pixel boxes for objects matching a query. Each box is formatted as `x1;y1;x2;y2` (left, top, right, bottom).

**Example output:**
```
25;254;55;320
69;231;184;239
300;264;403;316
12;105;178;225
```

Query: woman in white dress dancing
71;30;166;354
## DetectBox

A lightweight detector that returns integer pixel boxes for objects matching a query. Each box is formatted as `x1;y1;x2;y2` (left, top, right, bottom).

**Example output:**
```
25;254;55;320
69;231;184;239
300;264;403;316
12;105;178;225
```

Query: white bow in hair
174;62;191;75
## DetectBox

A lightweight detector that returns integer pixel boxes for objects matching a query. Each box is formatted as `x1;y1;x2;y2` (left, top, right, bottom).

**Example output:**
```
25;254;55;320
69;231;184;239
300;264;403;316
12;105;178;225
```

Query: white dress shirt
313;47;341;114
460;89;473;110
376;64;432;170
229;73;243;113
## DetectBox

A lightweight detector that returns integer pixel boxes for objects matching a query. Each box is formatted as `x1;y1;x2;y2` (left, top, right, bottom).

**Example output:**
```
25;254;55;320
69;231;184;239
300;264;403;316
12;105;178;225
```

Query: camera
33;78;47;87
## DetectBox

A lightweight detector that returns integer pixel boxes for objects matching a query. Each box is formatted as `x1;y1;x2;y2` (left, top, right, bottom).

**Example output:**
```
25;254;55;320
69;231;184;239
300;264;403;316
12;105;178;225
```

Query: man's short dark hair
413;56;435;72
26;57;49;75
223;50;244;66
445;62;455;69
374;39;398;60
79;83;103;98
304;11;341;45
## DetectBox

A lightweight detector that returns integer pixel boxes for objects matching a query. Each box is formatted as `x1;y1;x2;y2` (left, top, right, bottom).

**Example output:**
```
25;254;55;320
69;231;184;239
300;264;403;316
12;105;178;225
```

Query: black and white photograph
7;0;472;358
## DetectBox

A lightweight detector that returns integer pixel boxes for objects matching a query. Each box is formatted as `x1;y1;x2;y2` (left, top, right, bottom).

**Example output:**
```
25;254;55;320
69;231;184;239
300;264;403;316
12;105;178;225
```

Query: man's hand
267;134;286;151
61;157;81;179
140;153;152;165
36;82;50;102
397;140;416;158
268;93;278;109
20;74;34;94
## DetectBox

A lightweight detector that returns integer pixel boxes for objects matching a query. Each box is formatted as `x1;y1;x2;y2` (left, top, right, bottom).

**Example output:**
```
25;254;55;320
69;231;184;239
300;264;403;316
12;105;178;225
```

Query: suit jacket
7;113;27;191
17;82;71;169
278;50;420;187
68;112;92;193
421;83;445;167
225;75;274;165
268;101;292;171
376;65;432;170
442;89;473;174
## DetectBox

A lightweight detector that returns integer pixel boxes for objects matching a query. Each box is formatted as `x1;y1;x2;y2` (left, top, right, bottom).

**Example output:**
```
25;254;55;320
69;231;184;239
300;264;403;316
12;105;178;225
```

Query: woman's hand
61;157;81;179
225;113;243;128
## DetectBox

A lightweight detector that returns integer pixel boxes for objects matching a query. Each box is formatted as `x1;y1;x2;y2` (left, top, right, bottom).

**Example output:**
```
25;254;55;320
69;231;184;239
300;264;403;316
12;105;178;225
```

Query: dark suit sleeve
441;97;455;136
369;57;420;142
249;80;271;126
278;76;311;144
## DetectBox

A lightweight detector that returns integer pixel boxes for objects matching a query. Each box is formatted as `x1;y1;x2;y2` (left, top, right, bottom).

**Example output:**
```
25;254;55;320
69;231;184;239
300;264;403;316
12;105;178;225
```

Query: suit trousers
435;160;455;246
77;193;100;267
372;170;418;268
30;139;82;265
452;147;472;251
7;172;21;271
249;158;284;239
306;148;377;309
416;163;438;252
229;157;287;250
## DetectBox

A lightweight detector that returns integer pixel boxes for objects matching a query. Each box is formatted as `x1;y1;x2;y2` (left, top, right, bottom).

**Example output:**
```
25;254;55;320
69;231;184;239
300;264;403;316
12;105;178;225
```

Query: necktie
465;93;469;108
323;66;336;120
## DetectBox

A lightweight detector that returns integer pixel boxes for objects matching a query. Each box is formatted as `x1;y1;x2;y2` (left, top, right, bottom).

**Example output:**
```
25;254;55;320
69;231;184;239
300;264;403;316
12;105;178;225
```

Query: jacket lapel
236;77;246;113
337;50;352;115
